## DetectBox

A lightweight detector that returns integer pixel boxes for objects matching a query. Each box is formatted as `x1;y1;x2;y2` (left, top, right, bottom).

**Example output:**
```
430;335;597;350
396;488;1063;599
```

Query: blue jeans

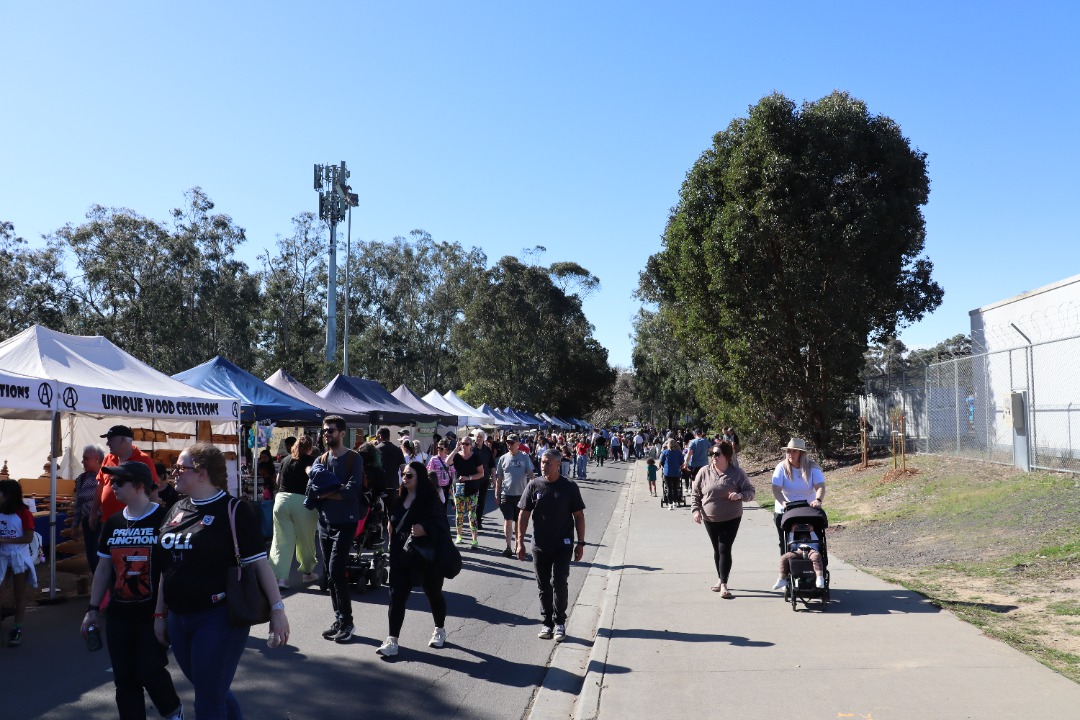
168;605;249;720
575;455;588;479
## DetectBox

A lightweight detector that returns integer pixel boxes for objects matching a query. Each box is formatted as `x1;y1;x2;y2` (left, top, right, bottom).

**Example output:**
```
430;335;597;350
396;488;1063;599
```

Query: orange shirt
96;445;159;521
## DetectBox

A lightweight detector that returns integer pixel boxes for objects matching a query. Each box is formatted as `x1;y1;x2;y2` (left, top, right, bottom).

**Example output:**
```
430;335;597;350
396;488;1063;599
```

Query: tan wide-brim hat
784;438;808;453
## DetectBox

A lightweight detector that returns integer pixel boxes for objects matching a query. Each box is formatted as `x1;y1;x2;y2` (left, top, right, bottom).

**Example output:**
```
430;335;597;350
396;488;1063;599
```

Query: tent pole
46;411;59;602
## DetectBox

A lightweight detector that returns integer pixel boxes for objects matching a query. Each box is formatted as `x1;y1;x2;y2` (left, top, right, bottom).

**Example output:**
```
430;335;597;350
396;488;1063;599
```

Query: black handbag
226;499;271;627
403;534;436;563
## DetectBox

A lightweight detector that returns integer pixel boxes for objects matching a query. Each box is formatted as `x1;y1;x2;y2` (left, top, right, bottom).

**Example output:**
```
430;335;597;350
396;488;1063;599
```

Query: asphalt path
6;459;630;720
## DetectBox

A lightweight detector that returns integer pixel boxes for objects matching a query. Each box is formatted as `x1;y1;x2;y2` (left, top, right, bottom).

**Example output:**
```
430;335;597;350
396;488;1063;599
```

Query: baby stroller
659;477;686;508
780;501;830;610
348;495;390;592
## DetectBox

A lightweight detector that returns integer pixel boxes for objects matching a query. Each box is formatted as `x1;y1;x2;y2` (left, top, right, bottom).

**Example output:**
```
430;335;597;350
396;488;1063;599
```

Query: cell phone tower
314;162;358;373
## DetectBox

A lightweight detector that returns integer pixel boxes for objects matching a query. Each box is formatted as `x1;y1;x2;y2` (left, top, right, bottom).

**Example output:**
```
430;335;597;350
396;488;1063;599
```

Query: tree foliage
0;221;74;336
645;91;943;451
255;212;329;387
341;230;485;393
454;255;615;417
55;188;262;374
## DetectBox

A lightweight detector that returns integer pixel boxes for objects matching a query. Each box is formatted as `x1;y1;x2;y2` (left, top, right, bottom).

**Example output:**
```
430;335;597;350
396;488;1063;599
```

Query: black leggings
388;568;447;637
703;516;742;583
663;476;681;504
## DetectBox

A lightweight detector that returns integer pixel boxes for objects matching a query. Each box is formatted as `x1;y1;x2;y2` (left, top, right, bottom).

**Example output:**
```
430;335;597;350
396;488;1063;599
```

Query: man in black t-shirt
81;461;182;720
516;448;586;644
471;430;495;530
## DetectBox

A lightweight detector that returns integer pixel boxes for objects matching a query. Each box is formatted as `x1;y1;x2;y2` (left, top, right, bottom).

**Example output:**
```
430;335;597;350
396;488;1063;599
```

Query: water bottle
86;624;103;651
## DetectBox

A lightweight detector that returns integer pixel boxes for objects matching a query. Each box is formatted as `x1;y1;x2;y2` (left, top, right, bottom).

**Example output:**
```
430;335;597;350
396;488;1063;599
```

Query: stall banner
0;371;56;415
57;382;240;423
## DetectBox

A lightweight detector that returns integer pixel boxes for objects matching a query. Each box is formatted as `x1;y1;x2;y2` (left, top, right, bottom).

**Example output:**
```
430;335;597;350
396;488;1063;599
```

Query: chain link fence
858;334;1080;474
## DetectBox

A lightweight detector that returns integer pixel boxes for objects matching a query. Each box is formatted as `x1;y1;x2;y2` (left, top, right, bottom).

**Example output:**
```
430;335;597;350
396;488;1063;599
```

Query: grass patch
1048;602;1080;617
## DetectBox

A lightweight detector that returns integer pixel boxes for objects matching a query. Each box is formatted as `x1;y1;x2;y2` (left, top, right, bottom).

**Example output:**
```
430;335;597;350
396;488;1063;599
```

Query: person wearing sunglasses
154;444;289;718
447;437;483;548
307;416;365;644
377;461;450;657
690;441;755;598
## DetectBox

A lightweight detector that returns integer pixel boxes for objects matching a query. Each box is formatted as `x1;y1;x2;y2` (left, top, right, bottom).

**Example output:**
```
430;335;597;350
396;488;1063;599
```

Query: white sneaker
537;626;554;639
554;624;566;642
428;627;446;648
276;578;289;589
376;636;399;657
815;575;825;589
772;578;788;590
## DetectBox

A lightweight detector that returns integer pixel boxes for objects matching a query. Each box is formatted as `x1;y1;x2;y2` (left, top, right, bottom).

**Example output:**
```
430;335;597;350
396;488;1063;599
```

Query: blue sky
3;2;1078;368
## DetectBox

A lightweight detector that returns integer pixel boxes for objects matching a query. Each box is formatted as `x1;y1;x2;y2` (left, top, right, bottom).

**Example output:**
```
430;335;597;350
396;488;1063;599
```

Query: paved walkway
530;460;1080;720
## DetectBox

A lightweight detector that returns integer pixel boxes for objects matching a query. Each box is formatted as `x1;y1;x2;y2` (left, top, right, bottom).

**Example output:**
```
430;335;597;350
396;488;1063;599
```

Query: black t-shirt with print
97;503;167;621
157;491;266;615
452;453;484;496
519;475;586;552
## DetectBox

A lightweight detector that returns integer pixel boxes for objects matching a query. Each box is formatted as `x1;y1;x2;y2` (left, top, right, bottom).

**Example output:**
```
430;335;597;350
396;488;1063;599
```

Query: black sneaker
333;624;355;643
502;546;514;558
321;621;341;640
8;627;22;647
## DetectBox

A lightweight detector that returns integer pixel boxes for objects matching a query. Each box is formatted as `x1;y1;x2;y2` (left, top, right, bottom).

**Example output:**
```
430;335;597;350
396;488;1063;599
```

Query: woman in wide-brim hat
769;438;825;555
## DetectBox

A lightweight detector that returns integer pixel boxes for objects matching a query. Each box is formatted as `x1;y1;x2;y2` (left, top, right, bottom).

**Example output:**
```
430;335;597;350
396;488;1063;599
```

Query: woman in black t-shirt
154;443;289;719
269;435;319;588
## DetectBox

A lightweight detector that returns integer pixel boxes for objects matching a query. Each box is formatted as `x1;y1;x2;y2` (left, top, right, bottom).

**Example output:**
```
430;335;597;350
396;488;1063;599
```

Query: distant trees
640;92;943;451
0;191;615;418
455;255;615;418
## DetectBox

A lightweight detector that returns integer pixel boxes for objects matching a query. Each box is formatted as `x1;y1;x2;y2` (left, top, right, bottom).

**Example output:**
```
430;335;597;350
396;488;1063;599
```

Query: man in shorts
495;434;534;557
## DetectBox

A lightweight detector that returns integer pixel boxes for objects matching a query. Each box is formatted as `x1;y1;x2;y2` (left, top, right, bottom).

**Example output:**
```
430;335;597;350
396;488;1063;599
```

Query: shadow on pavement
599;627;774;648
807;587;944;616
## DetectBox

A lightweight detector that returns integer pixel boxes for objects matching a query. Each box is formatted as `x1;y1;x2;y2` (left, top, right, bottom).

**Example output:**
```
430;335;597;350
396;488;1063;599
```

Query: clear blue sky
3;2;1078;368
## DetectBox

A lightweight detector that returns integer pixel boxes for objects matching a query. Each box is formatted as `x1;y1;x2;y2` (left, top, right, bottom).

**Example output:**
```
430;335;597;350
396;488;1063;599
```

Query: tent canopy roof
441;391;501;426
174;356;323;424
0;325;238;422
265;369;369;424
319;375;433;424
391;385;456;422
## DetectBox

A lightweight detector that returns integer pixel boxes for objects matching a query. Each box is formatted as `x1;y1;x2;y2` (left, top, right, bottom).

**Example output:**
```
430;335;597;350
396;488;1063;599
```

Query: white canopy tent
441;391;503;427
0;326;240;599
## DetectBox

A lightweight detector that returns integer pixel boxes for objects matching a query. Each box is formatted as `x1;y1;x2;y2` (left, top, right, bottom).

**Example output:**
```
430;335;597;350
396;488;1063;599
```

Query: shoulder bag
226;498;272;627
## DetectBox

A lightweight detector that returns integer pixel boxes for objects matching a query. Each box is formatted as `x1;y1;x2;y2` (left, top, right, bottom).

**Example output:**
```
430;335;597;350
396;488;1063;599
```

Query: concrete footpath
529;460;1080;720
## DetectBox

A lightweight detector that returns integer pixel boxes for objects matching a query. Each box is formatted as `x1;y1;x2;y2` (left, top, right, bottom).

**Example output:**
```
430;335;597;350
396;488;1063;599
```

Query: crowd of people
0;415;829;719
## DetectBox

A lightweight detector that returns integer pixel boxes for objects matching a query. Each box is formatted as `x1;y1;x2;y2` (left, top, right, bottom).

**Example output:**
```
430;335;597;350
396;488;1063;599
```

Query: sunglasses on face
321;428;339;435
171;464;196;474
402;472;415;479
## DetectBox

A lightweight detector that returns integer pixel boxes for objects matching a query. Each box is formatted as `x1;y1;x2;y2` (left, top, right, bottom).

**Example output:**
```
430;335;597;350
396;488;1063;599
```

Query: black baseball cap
100;425;134;439
101;461;153;489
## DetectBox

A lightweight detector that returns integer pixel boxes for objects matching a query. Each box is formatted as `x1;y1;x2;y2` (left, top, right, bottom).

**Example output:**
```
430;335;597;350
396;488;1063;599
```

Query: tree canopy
643;91;943;450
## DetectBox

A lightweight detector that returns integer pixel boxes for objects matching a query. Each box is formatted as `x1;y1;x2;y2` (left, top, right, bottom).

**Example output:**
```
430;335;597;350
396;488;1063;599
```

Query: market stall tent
265;368;369;424
442;391;503;426
319;375;434;425
476;403;518;429
174;356;324;425
0;325;239;598
391;384;457;424
420;390;476;428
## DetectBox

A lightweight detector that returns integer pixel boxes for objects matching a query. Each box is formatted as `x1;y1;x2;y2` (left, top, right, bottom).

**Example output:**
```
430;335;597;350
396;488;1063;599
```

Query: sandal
720;588;733;599
710;583;723;592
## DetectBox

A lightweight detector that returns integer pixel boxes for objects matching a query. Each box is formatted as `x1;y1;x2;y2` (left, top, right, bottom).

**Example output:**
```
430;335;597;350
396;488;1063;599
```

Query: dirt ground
740;451;1080;682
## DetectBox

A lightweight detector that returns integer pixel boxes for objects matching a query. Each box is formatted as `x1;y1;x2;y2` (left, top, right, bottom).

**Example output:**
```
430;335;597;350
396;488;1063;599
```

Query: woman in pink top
426;439;455;507
690;441;755;598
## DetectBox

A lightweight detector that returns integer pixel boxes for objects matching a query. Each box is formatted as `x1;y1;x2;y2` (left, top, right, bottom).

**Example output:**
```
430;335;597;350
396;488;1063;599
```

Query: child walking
0;479;37;647
645;458;658;496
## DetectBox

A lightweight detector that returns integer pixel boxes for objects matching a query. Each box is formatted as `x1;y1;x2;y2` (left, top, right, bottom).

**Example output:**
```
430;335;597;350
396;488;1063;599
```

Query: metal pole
326;215;337;367
343;204;351;376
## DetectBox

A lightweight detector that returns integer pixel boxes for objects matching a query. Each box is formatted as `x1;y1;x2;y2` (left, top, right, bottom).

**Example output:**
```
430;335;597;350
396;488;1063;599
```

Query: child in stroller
773;502;829;608
342;494;390;592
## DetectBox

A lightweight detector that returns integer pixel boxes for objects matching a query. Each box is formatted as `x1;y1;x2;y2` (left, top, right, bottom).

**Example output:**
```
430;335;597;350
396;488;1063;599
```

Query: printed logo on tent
62;386;79;410
37;382;53;407
232;402;240;419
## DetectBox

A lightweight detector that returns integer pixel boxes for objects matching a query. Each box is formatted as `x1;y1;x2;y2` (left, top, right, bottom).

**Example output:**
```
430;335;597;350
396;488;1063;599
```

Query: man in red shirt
88;425;160;529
